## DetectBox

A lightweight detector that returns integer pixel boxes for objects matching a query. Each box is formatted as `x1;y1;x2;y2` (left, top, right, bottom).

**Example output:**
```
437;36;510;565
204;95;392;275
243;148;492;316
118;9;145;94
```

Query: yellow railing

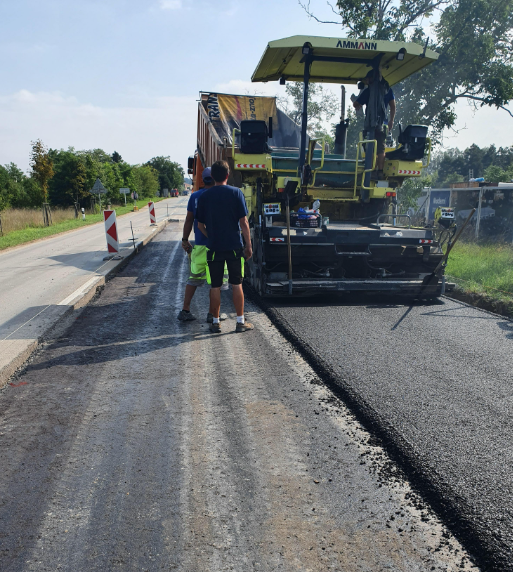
354;139;377;197
307;138;325;186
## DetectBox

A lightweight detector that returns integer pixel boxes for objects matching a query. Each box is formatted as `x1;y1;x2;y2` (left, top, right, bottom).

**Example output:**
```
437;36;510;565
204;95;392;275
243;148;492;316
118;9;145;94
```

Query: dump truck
188;35;453;298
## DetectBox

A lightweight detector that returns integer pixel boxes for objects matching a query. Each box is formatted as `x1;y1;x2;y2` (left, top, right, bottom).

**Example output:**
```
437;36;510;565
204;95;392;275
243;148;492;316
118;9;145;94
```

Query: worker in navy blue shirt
177;167;228;323
353;70;396;179
196;160;254;334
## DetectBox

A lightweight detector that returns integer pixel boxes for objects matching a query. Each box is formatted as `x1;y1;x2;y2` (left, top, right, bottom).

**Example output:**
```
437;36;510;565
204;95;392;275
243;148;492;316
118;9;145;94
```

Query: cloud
159;0;181;9
0;90;197;173
440;99;513;150
213;79;282;98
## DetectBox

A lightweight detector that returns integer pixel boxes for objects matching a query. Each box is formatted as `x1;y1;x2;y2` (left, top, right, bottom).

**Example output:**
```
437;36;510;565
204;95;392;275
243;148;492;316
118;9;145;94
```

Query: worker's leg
225;251;246;318
375;130;386;174
231;284;244;316
209;287;221;318
206;250;225;320
178;246;205;320
206;259;228;317
227;252;253;332
182;284;197;311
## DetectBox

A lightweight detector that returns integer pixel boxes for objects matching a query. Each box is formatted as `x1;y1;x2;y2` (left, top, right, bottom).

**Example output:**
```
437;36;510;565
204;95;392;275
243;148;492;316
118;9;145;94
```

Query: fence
410;185;513;243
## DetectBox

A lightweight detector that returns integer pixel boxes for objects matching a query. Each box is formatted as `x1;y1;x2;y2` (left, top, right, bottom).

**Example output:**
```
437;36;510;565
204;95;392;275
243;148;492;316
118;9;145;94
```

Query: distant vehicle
171;189;179;197
182;190;190;196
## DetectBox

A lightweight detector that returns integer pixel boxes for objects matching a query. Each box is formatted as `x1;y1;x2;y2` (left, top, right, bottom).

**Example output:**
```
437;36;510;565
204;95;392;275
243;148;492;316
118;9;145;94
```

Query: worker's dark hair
211;160;230;183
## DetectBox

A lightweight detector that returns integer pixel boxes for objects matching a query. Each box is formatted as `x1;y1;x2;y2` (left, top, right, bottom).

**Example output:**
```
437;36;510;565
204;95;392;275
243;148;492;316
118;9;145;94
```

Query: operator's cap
202;167;213;183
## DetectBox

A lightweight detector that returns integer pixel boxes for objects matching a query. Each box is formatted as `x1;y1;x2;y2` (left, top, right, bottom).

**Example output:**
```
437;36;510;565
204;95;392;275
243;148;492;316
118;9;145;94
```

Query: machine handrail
232;127;241;158
354;138;377;196
308;138;325;187
377;214;412;228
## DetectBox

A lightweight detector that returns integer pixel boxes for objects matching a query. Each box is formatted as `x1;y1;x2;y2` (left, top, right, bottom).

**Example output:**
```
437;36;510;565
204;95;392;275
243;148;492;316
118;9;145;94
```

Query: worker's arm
239;216;252;260
181;210;194;252
353;100;362;111
197;222;208;238
388;99;396;131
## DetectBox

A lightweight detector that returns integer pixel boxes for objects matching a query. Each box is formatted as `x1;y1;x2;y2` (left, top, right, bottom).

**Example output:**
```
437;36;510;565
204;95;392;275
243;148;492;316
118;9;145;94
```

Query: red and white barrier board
148;201;156;224
103;210;119;254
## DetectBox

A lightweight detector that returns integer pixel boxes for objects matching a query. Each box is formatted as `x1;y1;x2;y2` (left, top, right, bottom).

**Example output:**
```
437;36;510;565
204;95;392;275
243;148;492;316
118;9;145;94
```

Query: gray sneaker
235;321;254;333
209;322;221;333
206;312;228;323
177;310;197;321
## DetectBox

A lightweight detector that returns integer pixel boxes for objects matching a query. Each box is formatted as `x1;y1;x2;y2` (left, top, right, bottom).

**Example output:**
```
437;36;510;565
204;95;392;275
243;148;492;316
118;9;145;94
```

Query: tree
133;165;159;198
146;156;184;192
278;82;339;142
484;164;511;182
299;0;513;142
30;139;54;202
432;143;513;184
344;106;365;158
397;175;433;211
111;151;123;163
48;149;88;207
0;165;12;211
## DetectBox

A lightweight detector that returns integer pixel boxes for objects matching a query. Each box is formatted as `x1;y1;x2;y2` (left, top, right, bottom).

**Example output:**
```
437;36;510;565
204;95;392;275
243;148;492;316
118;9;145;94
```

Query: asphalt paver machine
192;35;452;298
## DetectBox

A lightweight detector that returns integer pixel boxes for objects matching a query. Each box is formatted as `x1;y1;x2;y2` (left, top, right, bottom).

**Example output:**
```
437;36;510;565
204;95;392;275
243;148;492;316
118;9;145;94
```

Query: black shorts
207;249;244;288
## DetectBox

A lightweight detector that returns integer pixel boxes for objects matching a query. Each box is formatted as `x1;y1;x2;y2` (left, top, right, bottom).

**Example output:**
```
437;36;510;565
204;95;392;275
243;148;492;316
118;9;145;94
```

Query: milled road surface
0;224;478;571
269;294;513;571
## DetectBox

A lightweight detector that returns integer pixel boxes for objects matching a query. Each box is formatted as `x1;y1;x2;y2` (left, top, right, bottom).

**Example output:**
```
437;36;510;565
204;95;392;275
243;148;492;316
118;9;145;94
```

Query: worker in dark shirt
177;167;228;323
353;69;396;180
196;160;254;334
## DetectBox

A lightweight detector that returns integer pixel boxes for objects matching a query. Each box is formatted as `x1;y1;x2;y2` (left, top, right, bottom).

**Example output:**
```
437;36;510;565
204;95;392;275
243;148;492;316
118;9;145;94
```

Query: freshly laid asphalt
268;293;513;571
0;224;479;571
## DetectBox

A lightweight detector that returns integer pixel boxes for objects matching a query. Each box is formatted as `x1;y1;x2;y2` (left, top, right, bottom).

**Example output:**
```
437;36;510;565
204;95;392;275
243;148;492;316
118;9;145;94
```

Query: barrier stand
128;221;138;251
148;201;157;226
103;209;124;261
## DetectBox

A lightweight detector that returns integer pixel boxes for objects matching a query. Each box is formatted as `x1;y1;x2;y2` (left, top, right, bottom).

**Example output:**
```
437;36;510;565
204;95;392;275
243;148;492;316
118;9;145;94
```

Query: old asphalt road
0;222;479;571
267;294;513;571
0;197;186;341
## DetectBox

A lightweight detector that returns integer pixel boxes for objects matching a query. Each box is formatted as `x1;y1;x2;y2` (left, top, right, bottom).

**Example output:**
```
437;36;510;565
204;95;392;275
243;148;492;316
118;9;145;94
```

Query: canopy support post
298;53;312;184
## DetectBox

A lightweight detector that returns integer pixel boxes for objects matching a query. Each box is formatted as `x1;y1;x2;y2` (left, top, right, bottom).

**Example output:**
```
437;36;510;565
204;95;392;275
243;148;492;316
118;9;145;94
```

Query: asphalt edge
249;289;502;572
0;218;172;390
445;286;513;320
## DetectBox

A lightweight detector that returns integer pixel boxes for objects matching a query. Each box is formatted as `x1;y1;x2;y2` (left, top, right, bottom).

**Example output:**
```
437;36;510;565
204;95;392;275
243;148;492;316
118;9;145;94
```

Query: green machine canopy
251;35;439;86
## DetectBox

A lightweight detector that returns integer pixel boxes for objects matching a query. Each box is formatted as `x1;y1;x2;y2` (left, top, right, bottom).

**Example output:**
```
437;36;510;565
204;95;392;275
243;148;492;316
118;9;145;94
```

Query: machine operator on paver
193;36;453;298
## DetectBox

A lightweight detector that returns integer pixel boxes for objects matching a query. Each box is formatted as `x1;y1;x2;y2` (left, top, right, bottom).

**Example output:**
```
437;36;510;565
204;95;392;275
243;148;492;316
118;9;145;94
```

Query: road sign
90;178;107;210
148;202;156;225
119;187;130;206
90;178;107;194
103;210;119;254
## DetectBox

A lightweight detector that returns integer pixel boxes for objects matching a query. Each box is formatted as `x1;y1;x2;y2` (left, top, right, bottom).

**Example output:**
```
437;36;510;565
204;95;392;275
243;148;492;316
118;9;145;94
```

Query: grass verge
0;197;169;251
446;242;513;316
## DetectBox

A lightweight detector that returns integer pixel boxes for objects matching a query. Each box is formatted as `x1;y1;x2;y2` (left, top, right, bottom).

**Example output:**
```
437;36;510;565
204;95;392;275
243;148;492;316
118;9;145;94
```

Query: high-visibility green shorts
188;245;228;288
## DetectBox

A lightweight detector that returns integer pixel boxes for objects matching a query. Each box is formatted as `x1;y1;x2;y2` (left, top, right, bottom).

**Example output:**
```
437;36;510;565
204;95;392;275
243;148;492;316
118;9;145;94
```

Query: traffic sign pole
90;178;108;212
119;188;130;207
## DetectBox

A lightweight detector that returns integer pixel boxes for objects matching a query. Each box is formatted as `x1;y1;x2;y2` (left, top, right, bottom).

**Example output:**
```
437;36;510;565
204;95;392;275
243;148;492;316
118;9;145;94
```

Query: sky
1;0;512;174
